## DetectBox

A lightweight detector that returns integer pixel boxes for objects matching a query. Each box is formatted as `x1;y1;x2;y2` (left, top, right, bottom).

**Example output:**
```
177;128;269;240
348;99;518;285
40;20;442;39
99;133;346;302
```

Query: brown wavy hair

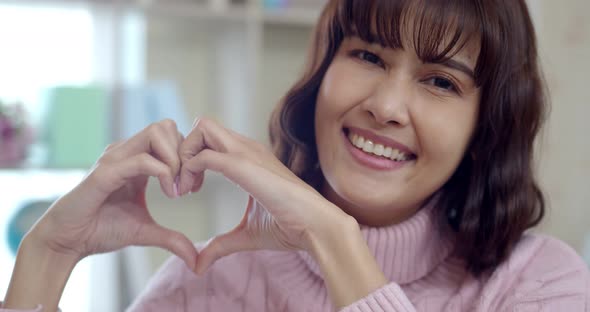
269;0;547;276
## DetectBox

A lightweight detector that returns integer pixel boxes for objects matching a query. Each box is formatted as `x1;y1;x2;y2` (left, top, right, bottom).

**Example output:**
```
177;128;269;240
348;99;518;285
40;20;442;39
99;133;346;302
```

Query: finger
190;173;205;194
178;149;231;197
195;230;255;275
136;223;199;273
110;120;182;177
104;140;124;152
174;130;185;187
177;118;206;195
181;149;280;202
106;153;176;198
195;198;256;275
178;118;238;195
176;131;185;153
181;117;237;158
179;118;205;163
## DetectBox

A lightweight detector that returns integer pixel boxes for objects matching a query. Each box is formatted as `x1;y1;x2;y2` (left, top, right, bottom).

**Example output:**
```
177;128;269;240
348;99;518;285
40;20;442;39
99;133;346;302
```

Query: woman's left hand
177;118;351;274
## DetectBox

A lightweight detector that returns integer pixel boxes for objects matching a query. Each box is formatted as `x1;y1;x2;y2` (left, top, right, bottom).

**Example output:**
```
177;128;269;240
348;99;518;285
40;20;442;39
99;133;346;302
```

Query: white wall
535;0;590;252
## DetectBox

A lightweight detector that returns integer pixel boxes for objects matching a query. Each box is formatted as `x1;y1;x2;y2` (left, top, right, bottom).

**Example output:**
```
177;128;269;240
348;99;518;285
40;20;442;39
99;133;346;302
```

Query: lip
346;126;415;155
342;130;415;171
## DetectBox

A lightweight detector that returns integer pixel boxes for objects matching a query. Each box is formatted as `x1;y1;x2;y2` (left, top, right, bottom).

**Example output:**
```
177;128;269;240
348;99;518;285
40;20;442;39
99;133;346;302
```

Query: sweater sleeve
0;304;44;312
339;283;416;312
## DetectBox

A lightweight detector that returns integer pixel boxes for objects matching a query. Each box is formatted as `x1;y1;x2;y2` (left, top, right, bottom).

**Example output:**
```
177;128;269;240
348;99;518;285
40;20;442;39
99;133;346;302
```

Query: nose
360;77;412;127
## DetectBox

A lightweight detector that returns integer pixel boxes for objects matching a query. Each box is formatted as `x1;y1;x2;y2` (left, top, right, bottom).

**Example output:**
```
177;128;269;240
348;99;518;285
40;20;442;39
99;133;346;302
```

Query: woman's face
315;36;481;226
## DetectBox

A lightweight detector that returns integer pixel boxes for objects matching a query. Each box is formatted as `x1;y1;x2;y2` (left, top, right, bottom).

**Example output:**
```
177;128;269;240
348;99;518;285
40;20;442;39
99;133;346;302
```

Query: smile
343;128;417;171
348;132;414;162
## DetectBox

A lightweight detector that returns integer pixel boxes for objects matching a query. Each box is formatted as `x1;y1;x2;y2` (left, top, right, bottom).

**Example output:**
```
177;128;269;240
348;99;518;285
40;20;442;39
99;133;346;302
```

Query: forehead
337;0;482;71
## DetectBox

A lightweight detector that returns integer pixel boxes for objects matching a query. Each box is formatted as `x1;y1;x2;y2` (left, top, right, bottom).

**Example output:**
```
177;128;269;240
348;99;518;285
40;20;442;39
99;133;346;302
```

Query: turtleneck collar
298;200;456;284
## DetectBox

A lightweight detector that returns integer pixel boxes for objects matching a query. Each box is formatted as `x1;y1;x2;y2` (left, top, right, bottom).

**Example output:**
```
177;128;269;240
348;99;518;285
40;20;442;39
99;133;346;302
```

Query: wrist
26;211;86;261
21;231;81;267
3;232;78;310
304;207;388;309
304;209;360;257
305;212;366;270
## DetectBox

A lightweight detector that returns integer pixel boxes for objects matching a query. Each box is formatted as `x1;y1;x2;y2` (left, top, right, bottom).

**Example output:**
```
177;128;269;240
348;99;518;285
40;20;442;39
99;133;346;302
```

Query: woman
3;0;589;311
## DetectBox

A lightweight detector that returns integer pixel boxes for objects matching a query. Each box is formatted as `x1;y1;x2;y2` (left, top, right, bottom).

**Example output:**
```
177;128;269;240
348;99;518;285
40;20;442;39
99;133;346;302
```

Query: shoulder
505;233;588;281
480;233;589;309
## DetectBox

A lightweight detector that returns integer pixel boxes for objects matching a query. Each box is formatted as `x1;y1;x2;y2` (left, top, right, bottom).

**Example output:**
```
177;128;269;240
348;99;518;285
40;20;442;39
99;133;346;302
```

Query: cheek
414;102;477;173
316;60;379;115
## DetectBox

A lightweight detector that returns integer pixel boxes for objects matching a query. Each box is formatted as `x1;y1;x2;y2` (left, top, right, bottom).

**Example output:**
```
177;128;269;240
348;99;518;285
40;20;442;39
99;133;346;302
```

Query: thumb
136;223;199;273
195;229;257;275
195;197;257;275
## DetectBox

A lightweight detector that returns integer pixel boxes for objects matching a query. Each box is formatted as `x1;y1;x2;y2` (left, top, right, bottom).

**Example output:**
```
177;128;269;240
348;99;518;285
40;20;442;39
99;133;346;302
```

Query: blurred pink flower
1;115;16;140
0;101;34;167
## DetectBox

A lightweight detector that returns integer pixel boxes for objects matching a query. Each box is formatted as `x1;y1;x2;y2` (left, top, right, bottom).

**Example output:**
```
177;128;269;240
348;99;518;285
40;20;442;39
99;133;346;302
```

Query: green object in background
44;86;109;168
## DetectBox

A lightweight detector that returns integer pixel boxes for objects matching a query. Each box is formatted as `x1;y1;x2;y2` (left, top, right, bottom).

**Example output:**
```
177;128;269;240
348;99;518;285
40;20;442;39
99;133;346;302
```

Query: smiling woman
271;0;545;274
1;0;589;312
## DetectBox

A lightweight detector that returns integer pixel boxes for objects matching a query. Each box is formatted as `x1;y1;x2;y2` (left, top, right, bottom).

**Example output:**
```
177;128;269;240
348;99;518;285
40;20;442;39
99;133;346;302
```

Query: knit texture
3;205;589;311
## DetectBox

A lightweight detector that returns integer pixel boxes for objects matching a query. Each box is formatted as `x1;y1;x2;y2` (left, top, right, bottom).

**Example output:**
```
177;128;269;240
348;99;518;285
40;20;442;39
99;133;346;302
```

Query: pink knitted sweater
3;206;589;311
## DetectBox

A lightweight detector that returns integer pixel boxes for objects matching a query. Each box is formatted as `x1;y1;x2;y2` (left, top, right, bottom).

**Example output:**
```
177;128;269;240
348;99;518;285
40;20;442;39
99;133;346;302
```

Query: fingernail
173;182;180;198
174;176;181;197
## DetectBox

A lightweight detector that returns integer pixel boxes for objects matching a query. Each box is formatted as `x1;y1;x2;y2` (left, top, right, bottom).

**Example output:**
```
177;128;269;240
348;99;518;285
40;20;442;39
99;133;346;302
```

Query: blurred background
0;0;587;311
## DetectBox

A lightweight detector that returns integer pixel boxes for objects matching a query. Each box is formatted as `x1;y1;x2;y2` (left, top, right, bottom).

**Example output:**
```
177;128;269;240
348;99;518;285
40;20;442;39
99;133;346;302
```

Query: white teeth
347;131;413;161
383;147;392;158
362;140;374;152
355;136;365;148
373;144;384;156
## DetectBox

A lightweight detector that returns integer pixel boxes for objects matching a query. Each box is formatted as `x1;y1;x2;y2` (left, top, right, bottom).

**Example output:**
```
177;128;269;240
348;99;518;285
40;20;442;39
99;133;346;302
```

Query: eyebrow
438;59;475;79
348;35;477;79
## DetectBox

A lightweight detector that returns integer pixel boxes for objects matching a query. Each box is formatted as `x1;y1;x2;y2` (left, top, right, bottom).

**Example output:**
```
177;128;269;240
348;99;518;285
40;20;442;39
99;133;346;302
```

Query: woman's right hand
26;119;198;271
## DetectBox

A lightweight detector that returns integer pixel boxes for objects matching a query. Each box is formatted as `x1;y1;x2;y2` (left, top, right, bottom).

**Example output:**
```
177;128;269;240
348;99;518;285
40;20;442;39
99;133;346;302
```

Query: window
0;4;94;311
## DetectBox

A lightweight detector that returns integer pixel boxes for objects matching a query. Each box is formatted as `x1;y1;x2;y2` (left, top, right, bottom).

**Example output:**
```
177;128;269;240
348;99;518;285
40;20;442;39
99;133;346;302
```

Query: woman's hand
177;118;352;274
4;119;201;310
28;119;198;269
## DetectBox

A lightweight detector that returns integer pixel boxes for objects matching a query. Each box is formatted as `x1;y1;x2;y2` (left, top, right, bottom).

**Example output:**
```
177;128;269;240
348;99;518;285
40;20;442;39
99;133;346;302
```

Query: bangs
334;0;483;83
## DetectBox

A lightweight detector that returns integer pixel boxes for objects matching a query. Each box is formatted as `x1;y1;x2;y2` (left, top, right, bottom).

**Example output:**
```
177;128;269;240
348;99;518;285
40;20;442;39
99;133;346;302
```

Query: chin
340;196;402;221
341;190;428;225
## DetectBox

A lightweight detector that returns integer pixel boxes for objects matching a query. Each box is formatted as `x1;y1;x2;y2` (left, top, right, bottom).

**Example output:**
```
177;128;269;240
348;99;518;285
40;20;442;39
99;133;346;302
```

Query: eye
351;50;385;68
424;76;459;93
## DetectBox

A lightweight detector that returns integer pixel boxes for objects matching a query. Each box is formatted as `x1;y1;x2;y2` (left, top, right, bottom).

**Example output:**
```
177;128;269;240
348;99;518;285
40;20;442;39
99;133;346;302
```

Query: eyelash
423;75;461;94
349;49;461;95
350;49;385;68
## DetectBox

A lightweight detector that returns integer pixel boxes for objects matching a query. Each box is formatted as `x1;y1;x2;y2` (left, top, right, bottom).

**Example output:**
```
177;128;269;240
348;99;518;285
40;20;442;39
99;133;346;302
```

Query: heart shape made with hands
143;118;334;275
